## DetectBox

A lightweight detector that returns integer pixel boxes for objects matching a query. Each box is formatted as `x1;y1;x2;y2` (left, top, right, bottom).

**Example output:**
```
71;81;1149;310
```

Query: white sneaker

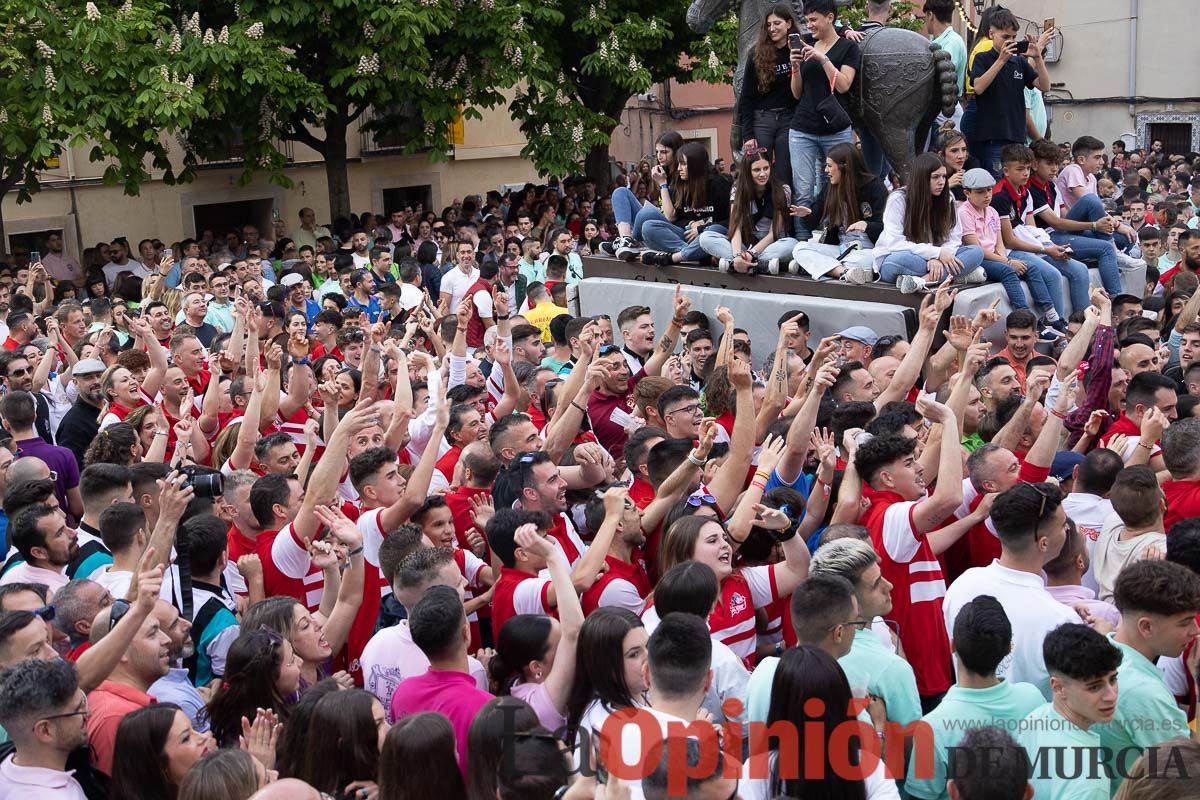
616;240;642;261
718;258;731;273
842;265;874;285
896;275;928;294
766;258;784;275
786;259;801;275
955;267;986;285
1116;252;1146;271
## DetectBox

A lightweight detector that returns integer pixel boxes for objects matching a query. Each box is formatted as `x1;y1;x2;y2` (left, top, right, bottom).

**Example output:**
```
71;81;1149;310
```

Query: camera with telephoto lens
175;465;224;498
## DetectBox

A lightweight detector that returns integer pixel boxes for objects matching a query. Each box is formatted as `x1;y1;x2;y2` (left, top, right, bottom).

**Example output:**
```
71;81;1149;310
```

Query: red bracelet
1050;408;1066;420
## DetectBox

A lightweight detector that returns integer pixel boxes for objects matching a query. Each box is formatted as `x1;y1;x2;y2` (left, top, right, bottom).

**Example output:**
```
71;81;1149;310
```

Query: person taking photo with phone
969;7;1052;178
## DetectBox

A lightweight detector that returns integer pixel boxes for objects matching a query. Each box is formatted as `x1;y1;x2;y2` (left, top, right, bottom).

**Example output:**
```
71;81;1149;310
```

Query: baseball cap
280;273;306;288
961;168;996;190
834;326;879;347
73;358;107;376
1050;451;1085;482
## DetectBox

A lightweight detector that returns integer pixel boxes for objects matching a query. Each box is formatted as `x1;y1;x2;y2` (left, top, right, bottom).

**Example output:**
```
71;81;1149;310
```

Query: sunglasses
1027;483;1058;540
686;493;717;507
598;344;621;356
32;603;56;622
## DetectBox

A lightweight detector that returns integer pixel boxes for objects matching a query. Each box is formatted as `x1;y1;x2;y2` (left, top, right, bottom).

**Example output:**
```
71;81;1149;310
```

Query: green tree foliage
0;0;300;249
177;0;541;220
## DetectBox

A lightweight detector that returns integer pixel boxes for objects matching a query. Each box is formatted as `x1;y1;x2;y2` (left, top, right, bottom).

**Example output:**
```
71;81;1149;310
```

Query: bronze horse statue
687;0;958;181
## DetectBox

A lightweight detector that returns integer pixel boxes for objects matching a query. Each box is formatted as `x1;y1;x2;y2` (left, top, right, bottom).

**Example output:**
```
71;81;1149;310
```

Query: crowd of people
2;2;1200;800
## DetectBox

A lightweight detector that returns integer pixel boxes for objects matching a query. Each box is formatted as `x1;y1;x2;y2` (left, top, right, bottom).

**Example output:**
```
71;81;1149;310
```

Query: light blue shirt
149;667;210;732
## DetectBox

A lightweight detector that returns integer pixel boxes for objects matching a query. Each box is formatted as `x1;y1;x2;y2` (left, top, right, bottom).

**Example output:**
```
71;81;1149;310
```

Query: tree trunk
584;142;612;190
323;114;351;222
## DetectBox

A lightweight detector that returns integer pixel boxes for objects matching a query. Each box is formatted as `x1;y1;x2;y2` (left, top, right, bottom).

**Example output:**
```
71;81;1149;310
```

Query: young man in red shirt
854;400;964;709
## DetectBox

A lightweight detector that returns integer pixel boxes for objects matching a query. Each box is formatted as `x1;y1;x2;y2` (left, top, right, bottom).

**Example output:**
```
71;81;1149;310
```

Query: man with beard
0;352;54;444
55;358;107;470
579;486;650;615
147;598;210;732
0;659;93;798
0;504;77;594
1159;228;1200;291
143;301;174;348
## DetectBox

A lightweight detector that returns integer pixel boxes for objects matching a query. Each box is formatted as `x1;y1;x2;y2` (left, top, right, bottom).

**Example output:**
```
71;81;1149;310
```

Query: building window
1135;114;1200;154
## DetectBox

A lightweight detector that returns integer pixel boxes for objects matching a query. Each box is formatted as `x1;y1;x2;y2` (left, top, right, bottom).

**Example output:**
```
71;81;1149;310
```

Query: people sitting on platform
639;143;732;267
957;167;1065;328
698;150;798;276
603;131;684;262
875;152;986;294
789;143;887;283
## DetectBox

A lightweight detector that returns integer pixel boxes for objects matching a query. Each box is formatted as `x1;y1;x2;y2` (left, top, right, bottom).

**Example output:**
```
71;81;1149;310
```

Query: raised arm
991;373;1049;452
642;286;689;377
876;288;954;409
1024;374;1075;472
378;397;450;533
713;306;736;369
293;404;385;545
641;420;718;536
309;505;365;656
77;557;164;691
911;401;963;534
131;317;170;400
775;358;838;486
707;357;755;513
257;345;284;428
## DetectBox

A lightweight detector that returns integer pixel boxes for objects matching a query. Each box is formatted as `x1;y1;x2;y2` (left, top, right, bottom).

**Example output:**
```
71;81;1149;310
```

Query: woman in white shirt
874;153;986;294
563;608;649;754
740;645;900;800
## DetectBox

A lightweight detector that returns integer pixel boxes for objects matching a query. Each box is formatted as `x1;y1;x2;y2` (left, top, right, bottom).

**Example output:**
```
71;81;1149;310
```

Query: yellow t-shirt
525;300;569;342
964;38;995;96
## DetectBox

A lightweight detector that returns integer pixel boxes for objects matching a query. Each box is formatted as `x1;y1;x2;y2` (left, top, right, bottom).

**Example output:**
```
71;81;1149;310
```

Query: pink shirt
512;680;568;732
0;754;87;800
1045;584;1120;629
389;669;494;773
361;621;487;716
1054;163;1096;213
957;202;1003;256
0;562;69;594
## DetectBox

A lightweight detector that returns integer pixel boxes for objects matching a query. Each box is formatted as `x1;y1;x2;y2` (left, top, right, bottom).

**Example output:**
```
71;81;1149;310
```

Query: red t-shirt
860;487;953;697
1163;479;1200;533
491;567;554;637
581;554;653;615
710;566;780;669
444;485;493;554
257;523;324;612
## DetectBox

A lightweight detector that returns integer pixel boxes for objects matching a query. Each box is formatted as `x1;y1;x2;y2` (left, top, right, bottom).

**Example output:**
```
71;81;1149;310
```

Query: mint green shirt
745;654;873;728
839;627;923;728
1018;703;1109;800
933;27;968;96
906;680;1044;800
1025;88;1047;144
1097;636;1191;793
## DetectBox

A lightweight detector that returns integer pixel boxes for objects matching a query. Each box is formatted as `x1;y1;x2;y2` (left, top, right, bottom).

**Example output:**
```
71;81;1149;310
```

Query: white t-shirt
440;266;481;312
361;620;486;718
1061;492;1114;592
93;566;134;599
942;561;1078;699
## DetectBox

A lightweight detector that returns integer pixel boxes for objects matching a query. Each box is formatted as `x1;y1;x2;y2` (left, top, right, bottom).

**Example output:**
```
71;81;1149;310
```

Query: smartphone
29;251;41;264
788;32;804;51
1044;17;1055;31
1015;39;1030;54
163;247;173;261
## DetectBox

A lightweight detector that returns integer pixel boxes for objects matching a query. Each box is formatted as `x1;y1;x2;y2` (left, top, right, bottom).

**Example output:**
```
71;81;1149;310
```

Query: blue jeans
980;259;1030;311
879;245;985;282
1049;231;1123;297
1062;193;1112;238
750;109;794;188
1036;250;1092;312
642;221;728;262
1005;251;1066;316
789;128;855;238
611;187;669;241
698;231;799;263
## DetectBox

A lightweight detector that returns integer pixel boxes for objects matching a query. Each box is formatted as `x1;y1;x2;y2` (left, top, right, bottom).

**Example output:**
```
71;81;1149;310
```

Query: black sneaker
616;239;642;261
640;251;671;267
597;240;619;257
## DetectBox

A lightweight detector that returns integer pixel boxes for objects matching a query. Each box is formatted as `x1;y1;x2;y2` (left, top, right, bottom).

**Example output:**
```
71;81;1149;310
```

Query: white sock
1041;307;1061;322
